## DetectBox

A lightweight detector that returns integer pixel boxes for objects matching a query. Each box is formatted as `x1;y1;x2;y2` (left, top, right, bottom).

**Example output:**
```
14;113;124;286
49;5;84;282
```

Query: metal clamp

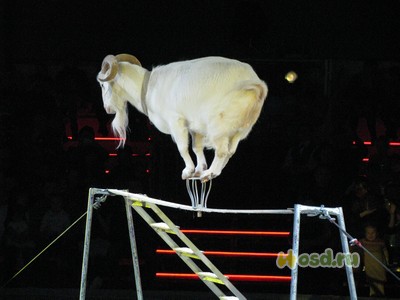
186;177;212;216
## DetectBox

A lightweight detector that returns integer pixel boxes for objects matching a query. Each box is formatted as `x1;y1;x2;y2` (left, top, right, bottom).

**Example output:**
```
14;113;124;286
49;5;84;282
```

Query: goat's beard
112;105;129;148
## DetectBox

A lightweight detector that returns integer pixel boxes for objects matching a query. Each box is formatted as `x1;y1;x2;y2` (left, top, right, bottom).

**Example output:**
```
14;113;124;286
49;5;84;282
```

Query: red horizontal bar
94;137;125;141
352;140;400;147
108;153;151;157
156;273;291;282
180;229;290;236
156;249;285;258
67;136;125;141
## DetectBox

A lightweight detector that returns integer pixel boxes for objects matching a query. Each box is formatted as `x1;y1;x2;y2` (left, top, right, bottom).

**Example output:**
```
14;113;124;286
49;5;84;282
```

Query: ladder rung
174;247;203;259
150;222;178;234
197;272;226;285
131;200;151;208
219;297;239;300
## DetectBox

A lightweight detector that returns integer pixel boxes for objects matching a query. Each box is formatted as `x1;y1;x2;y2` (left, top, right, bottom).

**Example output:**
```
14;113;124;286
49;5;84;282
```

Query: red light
105;170;110;174
146;169;150;173
156;249;285;258
156;273;291;282
362;158;369;162
180;229;290;236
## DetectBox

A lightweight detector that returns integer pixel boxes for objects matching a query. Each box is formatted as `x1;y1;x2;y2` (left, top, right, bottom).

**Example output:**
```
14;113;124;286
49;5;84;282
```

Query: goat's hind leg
191;132;207;177
200;136;229;182
221;132;242;169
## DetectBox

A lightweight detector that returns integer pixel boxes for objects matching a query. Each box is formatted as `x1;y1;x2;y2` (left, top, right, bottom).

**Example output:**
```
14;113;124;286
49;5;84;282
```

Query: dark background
1;0;400;64
1;0;400;297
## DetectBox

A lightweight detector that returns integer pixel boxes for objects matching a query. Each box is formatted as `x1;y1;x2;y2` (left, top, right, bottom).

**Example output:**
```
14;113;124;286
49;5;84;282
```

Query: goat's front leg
170;118;195;179
191;132;207;177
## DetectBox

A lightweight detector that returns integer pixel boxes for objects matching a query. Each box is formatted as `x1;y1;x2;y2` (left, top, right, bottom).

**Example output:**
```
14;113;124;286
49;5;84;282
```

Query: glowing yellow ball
285;71;298;83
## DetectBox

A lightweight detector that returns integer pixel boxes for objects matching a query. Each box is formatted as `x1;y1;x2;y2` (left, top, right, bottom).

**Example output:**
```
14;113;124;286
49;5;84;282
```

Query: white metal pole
290;204;301;300
79;188;95;300
124;197;143;300
337;207;357;300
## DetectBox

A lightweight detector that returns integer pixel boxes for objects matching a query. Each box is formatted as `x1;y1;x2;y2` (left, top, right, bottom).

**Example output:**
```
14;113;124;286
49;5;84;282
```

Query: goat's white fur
98;55;267;182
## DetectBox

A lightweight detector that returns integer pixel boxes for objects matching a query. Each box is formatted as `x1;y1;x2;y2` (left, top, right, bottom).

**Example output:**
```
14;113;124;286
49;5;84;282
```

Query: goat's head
97;54;141;147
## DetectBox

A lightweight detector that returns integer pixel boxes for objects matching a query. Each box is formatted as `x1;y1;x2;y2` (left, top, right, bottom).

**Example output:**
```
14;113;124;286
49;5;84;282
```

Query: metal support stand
290;204;357;300
80;189;358;300
79;188;143;300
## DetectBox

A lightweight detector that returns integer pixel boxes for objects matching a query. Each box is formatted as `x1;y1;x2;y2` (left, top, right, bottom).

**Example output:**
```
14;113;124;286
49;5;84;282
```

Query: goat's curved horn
116;53;141;66
97;55;119;82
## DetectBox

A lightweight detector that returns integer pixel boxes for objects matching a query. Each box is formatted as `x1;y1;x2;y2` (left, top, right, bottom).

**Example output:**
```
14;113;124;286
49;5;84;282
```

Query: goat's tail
239;80;268;127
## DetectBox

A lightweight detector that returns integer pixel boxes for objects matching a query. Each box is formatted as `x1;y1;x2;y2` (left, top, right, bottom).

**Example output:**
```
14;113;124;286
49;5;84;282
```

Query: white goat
97;54;267;182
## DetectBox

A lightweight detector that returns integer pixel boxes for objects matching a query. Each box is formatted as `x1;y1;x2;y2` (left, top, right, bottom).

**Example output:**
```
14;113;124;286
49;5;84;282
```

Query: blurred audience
343;177;387;238
108;146;144;192
39;194;71;243
66;126;108;188
368;135;398;188
385;183;400;266
4;201;36;277
55;57;91;140
360;224;389;297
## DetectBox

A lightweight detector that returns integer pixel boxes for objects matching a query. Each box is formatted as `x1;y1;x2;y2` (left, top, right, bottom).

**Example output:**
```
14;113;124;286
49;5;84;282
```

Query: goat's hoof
182;168;195;180
193;170;203;177
194;164;207;177
200;172;214;183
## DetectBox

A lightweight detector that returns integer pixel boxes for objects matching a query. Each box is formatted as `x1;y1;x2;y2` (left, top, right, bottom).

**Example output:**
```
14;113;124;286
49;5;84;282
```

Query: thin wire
320;209;400;282
1;211;88;289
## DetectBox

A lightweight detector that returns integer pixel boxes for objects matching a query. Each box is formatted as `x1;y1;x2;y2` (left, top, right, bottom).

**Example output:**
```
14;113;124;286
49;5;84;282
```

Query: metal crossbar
107;188;293;214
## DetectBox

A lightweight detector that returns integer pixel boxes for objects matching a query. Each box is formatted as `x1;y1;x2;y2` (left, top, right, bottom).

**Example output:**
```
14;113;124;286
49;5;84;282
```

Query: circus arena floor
1;288;400;300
